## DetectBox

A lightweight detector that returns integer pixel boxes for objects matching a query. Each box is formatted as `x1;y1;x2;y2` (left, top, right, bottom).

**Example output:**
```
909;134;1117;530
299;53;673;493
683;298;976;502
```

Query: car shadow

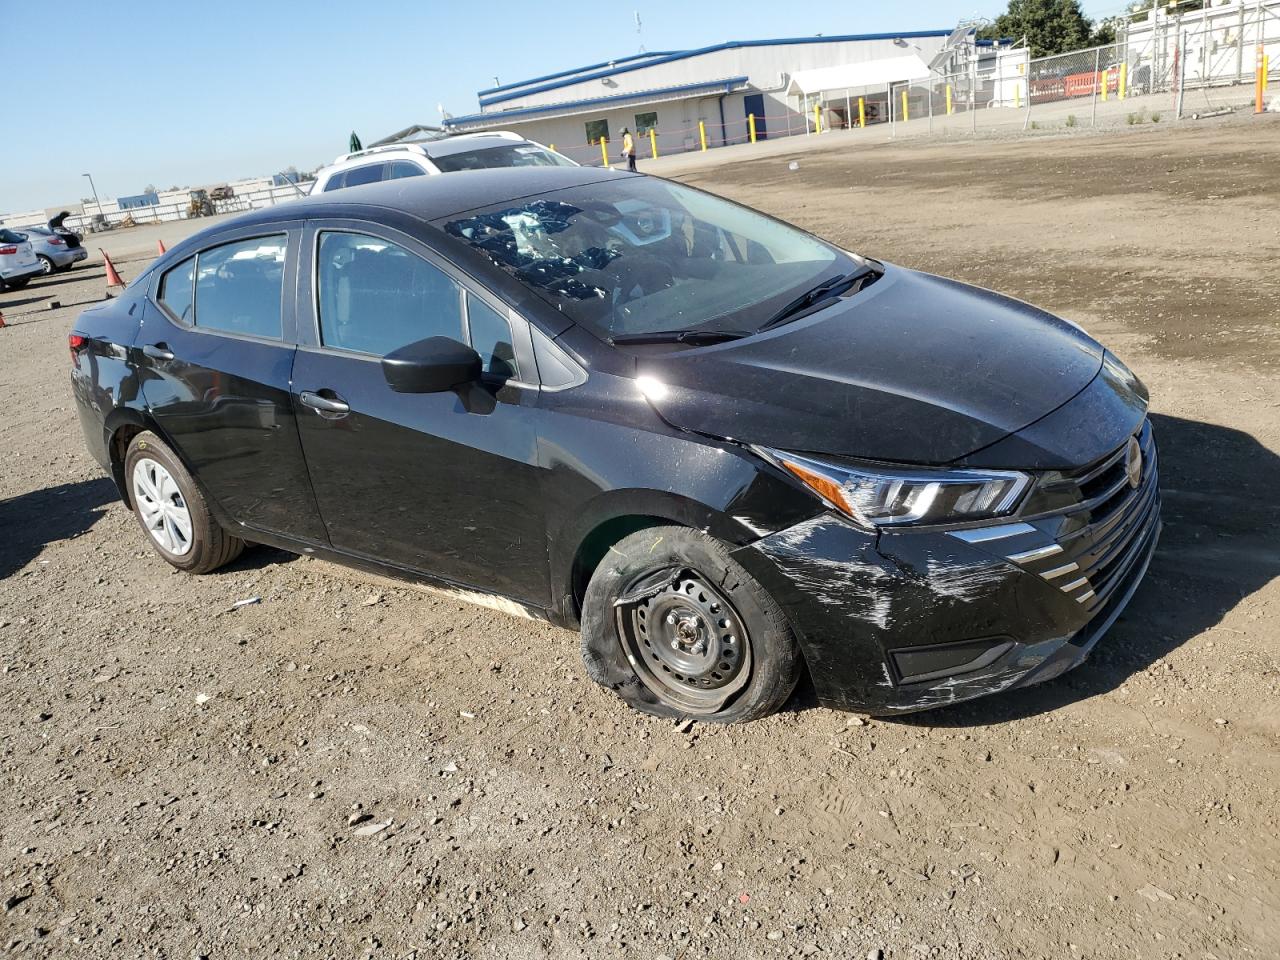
886;412;1280;727
0;293;51;310
0;478;118;580
220;544;299;575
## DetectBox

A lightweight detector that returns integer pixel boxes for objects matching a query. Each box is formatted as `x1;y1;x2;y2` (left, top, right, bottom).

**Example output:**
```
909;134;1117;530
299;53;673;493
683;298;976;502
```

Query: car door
291;220;550;605
138;224;328;544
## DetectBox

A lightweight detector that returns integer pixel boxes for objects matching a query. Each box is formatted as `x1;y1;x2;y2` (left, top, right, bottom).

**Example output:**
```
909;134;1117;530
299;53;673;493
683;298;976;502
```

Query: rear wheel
37;256;54;276
124;431;244;574
580;525;801;723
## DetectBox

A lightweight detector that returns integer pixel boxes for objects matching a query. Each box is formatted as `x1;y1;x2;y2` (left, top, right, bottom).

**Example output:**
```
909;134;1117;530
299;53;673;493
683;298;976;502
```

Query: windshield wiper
609;329;750;346
757;265;878;333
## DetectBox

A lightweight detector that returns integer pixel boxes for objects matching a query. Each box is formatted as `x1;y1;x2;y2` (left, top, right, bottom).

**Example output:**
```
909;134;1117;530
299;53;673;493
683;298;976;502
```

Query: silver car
0;228;43;291
20;213;90;275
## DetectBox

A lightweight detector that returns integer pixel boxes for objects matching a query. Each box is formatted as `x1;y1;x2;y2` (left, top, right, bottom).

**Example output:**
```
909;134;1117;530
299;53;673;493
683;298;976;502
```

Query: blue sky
3;0;1119;212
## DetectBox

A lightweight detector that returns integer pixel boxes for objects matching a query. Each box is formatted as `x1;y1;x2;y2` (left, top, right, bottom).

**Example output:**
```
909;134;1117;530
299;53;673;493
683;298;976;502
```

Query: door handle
143;342;175;361
299;390;350;415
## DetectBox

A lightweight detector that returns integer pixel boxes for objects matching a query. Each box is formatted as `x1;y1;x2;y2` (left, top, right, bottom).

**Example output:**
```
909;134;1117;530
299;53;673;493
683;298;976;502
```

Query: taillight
69;334;88;368
0;246;17;255
47;236;66;246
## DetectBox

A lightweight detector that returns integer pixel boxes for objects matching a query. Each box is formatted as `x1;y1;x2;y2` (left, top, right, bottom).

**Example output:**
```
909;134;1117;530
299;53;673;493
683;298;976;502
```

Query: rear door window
387;161;426;180
342;164;386;188
316;231;462;356
192;236;287;339
158;256;196;323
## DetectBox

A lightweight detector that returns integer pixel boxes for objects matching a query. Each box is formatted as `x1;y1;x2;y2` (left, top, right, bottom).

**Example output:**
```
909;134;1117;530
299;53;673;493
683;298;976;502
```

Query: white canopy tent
786;54;932;96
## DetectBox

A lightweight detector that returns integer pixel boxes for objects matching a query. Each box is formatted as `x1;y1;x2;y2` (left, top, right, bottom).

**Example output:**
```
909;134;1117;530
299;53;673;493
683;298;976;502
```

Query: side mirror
381;337;481;394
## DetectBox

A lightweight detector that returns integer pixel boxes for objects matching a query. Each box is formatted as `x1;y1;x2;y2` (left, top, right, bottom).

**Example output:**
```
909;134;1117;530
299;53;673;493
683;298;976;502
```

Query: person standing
620;127;637;172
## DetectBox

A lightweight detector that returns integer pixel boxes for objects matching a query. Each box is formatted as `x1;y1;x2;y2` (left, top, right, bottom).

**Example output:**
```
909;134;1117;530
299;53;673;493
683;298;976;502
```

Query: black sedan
69;167;1159;722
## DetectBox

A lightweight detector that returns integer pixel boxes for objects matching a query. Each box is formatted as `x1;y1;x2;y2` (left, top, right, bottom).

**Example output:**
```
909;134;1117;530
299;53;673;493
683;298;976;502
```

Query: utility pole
82;173;104;223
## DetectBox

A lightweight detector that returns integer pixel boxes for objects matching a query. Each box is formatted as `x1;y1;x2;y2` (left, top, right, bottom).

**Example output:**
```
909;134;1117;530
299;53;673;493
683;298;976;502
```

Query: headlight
758;447;1030;529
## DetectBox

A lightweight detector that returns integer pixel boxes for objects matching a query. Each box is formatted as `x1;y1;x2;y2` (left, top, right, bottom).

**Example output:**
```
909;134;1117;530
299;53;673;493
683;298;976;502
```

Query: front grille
1016;421;1159;613
952;420;1161;618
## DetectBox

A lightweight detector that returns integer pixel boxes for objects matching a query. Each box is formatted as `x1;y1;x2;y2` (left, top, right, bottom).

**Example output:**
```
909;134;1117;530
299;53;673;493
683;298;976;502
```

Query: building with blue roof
440;28;1012;162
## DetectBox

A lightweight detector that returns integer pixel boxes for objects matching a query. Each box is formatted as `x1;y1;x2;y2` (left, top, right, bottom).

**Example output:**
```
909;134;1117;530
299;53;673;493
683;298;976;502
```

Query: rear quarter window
158;256;196;323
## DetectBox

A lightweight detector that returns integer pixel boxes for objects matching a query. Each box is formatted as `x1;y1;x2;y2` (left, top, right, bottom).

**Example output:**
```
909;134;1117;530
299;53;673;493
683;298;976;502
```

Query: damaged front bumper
731;505;1161;715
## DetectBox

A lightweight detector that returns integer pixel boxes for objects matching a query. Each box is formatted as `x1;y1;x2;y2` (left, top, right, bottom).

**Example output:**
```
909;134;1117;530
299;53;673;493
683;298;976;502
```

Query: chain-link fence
869;2;1279;139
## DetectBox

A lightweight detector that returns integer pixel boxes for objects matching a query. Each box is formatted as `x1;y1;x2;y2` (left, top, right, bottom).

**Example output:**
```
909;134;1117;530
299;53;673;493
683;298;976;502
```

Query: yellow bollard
901;89;909;122
748;113;757;143
698;120;707;151
600;137;609;168
648;128;658;158
1119;63;1128;99
946;84;953;115
858;97;866;128
1257;46;1265;113
813;103;821;133
1101;66;1109;102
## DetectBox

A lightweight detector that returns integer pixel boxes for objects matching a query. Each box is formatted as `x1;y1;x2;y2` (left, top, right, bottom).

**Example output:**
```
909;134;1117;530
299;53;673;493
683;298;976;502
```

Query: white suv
0;228;43;291
312;131;577;193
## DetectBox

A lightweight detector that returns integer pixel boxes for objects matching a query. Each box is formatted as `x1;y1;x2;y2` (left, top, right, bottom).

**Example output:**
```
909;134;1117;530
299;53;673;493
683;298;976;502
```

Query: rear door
290;219;550;605
138;223;328;544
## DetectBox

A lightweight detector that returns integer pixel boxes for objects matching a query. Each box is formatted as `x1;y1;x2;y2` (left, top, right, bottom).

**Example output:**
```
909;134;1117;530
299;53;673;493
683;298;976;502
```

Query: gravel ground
1;115;1278;959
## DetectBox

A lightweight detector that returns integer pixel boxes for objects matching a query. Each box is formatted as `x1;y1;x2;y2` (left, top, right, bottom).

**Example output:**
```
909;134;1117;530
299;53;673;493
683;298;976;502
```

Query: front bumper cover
731;508;1160;715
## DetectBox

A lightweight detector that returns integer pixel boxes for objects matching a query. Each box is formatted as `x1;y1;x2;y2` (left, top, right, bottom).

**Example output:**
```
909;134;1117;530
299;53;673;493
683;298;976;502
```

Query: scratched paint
759;516;895;628
920;555;1015;603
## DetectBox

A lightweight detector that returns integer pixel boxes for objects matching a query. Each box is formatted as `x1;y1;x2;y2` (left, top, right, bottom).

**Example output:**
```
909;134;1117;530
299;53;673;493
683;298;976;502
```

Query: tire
124;431;244;574
580;525;801;723
37;255;54;276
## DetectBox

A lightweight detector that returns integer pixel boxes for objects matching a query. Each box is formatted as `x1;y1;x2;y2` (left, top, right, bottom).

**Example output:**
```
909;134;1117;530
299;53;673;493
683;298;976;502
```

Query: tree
979;0;1103;57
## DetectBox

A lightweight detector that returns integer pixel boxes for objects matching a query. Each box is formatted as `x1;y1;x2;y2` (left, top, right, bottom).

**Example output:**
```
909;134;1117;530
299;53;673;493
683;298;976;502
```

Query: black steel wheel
580;525;801;723
619;568;753;714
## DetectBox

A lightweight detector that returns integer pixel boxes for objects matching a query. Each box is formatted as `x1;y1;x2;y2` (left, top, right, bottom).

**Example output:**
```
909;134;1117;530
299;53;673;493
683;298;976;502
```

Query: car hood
636;264;1105;465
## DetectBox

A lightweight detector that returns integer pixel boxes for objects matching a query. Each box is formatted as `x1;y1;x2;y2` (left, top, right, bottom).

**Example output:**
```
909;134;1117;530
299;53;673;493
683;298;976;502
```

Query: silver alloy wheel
38;256;54;276
132;458;194;556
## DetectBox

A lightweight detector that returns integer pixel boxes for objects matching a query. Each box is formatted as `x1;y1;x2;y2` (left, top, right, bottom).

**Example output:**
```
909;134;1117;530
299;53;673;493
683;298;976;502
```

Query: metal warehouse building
440;29;1007;163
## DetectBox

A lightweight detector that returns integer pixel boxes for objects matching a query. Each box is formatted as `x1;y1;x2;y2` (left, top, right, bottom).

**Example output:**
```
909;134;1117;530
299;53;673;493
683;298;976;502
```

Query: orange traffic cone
157;239;167;255
100;249;125;289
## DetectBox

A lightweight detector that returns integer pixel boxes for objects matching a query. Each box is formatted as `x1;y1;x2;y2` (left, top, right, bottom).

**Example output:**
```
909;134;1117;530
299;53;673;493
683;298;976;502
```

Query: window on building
584;119;610;145
634;112;658;135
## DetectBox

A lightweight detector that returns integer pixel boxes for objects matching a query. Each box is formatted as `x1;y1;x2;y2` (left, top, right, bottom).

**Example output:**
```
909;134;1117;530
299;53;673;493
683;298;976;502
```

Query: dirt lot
2;117;1279;959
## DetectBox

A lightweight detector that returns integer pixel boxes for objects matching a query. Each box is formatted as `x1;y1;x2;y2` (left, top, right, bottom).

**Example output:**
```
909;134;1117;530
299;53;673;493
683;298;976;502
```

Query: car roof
159;167;637;262
423;133;538;159
328;132;532;169
243;166;631;226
